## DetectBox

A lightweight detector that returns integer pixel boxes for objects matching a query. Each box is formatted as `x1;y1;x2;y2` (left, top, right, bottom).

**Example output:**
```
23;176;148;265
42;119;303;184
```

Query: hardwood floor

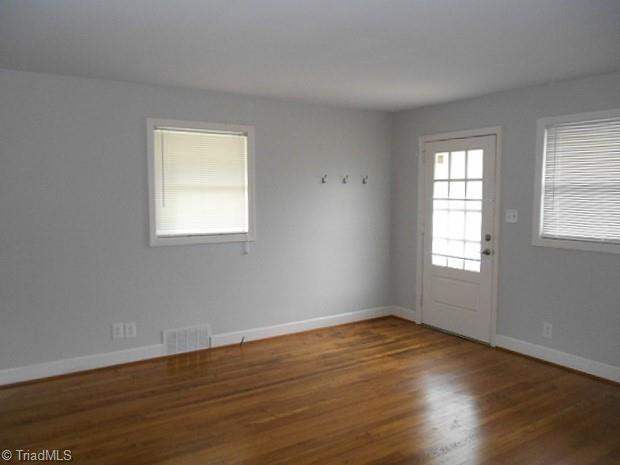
1;317;618;464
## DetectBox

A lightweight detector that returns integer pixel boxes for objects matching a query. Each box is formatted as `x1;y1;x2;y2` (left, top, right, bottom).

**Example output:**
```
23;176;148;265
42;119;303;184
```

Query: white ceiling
1;0;619;110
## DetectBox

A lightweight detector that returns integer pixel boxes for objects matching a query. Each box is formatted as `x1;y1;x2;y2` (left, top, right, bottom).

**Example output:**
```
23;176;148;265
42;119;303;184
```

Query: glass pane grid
431;149;484;272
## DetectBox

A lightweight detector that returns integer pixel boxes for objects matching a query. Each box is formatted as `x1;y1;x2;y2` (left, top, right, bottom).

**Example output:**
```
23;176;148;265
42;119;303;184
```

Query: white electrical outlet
505;209;518;223
124;322;137;338
112;322;124;339
542;322;553;339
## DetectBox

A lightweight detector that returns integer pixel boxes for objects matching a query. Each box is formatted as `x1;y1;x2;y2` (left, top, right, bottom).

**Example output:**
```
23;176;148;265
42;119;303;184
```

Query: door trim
416;127;502;346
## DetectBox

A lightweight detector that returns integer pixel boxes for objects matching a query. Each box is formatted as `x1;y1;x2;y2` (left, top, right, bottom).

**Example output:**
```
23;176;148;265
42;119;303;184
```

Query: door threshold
420;323;491;347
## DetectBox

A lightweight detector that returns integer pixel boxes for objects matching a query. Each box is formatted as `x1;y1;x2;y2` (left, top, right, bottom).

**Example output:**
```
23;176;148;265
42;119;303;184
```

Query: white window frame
532;108;620;254
147;118;256;247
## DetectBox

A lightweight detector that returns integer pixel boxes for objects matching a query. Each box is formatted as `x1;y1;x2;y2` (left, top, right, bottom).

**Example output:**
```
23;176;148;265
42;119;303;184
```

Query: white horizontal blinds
542;116;620;243
154;128;249;236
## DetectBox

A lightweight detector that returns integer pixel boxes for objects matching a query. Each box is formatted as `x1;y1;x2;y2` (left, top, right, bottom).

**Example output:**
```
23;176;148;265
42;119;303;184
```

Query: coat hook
321;174;328;184
362;175;368;184
342;175;349;184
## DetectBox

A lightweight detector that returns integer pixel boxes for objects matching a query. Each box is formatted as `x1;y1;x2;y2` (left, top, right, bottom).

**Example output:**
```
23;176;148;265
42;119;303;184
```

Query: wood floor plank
0;317;618;464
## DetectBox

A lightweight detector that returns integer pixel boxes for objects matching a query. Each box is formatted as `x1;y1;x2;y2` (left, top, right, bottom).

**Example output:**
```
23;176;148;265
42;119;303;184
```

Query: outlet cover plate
112;322;124;339
124;322;137;338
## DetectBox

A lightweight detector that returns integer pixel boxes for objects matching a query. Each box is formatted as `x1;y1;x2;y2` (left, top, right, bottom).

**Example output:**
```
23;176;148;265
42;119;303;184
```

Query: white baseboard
0;306;397;385
391;306;418;323
5;309;614;386
0;344;165;386
495;335;620;383
211;306;394;347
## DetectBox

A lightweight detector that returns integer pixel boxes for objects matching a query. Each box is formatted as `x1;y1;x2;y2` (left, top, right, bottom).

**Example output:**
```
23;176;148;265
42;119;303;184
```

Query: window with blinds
535;110;620;253
148;120;255;246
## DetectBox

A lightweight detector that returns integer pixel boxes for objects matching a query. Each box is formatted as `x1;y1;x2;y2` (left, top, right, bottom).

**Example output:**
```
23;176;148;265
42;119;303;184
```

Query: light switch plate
505;209;518;223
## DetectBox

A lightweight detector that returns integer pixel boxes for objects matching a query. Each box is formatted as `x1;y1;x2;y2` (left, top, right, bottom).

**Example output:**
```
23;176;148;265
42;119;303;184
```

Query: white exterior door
422;135;497;343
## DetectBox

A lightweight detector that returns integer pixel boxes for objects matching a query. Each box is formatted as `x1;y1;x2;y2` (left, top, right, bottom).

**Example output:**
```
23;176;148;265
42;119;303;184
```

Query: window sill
532;236;620;255
150;232;255;247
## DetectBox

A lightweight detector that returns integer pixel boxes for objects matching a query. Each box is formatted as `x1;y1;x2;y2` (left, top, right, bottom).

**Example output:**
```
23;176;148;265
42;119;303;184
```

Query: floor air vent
163;325;211;355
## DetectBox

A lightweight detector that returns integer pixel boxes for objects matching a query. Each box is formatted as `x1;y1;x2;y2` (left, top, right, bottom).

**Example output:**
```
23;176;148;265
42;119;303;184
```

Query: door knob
482;248;493;256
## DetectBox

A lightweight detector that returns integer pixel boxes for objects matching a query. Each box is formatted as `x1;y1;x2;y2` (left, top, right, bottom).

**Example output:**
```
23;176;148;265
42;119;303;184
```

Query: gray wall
0;69;392;369
2;68;619;371
392;72;620;367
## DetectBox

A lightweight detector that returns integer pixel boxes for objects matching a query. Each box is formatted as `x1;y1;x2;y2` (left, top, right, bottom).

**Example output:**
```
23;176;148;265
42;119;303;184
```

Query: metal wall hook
342;175;349;184
321;174;328;184
362;175;368;184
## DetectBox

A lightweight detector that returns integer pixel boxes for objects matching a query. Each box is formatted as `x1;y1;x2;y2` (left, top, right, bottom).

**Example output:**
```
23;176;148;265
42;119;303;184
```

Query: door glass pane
465;200;482;211
431;147;484;272
450;151;466;179
465;212;482;241
464;260;480;272
434;152;449;179
433;211;449;238
434;181;449;198
447;240;464;257
433;238;448;255
467;149;483;178
464;241;480;260
449;200;465;210
448;211;465;239
449;181;465;199
434;199;449;210
466;181;483;199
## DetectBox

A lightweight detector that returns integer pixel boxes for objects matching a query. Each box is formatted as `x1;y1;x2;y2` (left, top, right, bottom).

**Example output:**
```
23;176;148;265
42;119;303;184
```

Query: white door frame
416;127;502;346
